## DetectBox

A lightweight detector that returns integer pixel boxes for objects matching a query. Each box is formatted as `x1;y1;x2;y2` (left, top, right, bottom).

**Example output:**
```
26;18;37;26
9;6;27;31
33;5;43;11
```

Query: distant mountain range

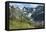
9;5;44;24
22;5;44;22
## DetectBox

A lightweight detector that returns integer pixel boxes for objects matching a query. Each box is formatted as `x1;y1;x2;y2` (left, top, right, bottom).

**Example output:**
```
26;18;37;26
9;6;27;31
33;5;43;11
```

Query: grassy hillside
9;18;35;29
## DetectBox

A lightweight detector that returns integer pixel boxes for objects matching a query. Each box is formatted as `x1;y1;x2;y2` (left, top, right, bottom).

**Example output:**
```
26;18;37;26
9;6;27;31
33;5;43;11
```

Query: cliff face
23;6;44;21
31;6;44;21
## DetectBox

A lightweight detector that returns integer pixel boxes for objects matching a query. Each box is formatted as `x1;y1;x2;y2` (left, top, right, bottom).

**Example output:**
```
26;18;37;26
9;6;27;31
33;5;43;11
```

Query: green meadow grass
9;19;35;29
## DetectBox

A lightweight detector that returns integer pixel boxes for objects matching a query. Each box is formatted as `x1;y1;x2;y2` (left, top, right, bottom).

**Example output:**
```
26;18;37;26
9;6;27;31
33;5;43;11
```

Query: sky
9;3;40;9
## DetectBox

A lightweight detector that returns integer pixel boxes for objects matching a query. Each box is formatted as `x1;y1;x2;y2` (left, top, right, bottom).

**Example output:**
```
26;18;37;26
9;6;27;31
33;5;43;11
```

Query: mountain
31;5;44;22
22;5;45;26
23;7;33;13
